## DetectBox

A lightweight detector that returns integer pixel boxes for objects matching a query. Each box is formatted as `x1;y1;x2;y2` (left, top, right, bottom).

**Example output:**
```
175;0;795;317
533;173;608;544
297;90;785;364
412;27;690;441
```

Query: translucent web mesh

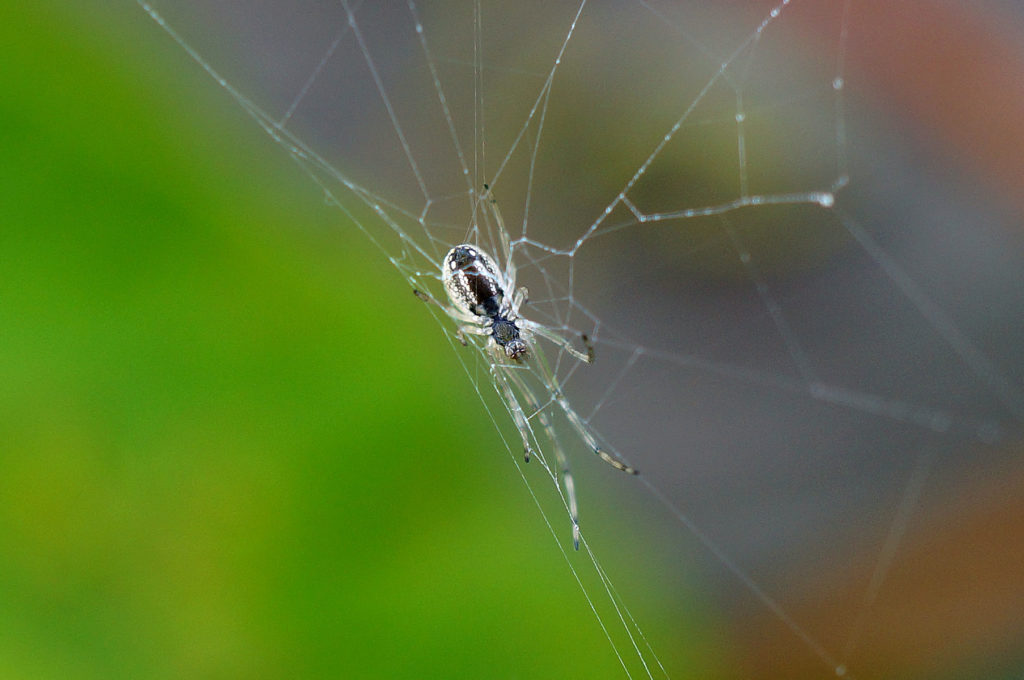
137;1;1024;677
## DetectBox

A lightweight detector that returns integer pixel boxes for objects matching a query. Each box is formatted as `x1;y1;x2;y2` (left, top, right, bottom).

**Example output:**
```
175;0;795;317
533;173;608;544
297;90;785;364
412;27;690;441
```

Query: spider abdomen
442;244;526;359
442;244;507;319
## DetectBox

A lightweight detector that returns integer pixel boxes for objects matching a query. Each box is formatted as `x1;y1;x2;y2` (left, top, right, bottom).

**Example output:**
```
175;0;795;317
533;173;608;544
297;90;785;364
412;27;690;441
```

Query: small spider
415;193;637;549
420;243;593;363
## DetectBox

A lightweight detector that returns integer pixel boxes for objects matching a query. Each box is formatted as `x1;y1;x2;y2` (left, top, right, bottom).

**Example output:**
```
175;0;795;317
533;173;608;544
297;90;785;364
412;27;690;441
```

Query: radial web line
834;207;1024;421
579;536;659;679
634;0;729;77
473;0;484;188
832;0;852;188
503;425;636;677
640;477;844;675
574;0;795;251
519;71;555;243
735;91;749;197
136;1;459;275
590;553;672;679
340;0;431;202
724;221;818;383
486;0;589;193
596;339;999;442
406;0;473;197
587;348;644;423
840;451;934;667
279;17;352;128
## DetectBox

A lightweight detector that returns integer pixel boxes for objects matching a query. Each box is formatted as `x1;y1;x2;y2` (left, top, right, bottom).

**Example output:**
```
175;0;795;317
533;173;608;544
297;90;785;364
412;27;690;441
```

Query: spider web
137;1;1024;677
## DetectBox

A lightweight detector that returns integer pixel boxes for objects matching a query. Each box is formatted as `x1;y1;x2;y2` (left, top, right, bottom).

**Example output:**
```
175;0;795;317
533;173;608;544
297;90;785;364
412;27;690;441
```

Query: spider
414;194;637;550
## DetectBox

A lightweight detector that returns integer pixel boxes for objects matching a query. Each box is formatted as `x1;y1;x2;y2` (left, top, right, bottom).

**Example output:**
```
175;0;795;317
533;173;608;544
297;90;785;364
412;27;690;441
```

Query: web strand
137;0;1024;676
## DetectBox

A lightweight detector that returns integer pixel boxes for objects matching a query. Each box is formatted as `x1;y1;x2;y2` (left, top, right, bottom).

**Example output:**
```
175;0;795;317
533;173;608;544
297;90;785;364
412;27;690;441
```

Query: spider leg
482;184;517;287
493;369;534;465
520;319;595;364
413;287;444;308
504;367;582;550
414;288;489;347
457;323;491;347
414;288;477;324
513;285;528;309
557;390;638;475
526;341;637;475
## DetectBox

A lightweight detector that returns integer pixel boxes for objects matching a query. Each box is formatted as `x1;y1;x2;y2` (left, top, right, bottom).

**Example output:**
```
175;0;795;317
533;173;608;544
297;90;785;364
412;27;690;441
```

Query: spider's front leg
513;286;528;308
521;320;595;364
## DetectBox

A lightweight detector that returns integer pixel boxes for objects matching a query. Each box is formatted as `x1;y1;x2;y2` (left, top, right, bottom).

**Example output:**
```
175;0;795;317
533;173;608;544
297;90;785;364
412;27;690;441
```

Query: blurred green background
0;2;709;678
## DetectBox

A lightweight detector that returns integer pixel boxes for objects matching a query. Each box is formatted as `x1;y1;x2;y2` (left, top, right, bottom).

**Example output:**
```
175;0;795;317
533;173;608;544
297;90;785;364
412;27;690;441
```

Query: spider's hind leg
494;369;535;465
504;368;582;550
